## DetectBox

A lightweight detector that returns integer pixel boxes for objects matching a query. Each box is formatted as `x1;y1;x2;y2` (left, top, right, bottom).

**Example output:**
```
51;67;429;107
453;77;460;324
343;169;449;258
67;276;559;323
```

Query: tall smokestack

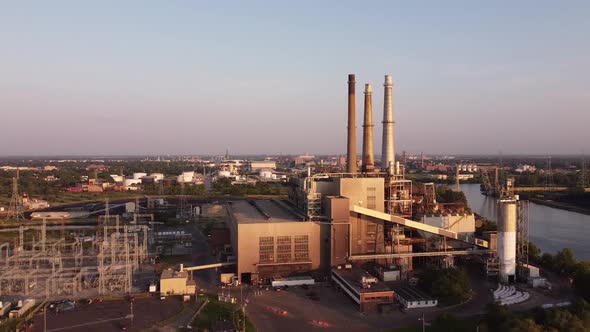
382;75;395;171
347;74;357;173
362;84;375;172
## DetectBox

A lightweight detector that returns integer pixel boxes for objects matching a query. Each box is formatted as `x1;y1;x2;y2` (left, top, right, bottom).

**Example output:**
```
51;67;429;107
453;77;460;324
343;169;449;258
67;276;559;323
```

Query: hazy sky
1;1;588;156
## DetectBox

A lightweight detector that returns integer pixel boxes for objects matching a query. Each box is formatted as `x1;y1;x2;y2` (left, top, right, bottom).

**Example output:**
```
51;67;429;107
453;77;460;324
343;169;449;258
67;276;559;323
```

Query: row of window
259;235;309;263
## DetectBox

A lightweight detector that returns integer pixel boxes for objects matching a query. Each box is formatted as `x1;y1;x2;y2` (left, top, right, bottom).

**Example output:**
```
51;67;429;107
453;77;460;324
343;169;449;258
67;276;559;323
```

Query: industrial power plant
0;73;543;329
221;74;534;312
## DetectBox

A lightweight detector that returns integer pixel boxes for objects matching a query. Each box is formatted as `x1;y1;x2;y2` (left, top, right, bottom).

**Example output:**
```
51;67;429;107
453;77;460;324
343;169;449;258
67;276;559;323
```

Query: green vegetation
0;319;19;332
192;296;255;332
435;186;469;208
527;244;590;302
391;301;590;332
417;266;471;305
212;178;287;196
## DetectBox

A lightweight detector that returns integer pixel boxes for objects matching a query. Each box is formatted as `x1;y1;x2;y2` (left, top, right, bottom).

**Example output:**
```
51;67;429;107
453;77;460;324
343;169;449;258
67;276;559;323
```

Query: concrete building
160;267;196;296
228;200;320;284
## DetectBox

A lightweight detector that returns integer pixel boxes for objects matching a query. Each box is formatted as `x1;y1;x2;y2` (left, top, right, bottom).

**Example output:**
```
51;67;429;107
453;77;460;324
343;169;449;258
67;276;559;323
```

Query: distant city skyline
1;1;588;156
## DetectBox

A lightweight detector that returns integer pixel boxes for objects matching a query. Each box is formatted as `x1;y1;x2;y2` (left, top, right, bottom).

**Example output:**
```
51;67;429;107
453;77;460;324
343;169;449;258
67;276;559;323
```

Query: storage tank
133;172;147;180
218;170;231;178
177;171;195;183
150;173;164;182
124;179;142;187
498;198;517;283
259;170;272;178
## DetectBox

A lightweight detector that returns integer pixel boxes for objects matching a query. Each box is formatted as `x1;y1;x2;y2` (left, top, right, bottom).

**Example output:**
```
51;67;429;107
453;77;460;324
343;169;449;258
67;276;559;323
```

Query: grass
191;295;255;332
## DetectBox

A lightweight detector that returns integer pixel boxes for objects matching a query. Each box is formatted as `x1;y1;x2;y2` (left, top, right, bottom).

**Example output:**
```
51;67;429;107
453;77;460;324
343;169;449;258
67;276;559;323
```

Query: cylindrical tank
498;199;517;283
133;172;147;180
150;173;164;182
218;170;231;178
124;179;141;187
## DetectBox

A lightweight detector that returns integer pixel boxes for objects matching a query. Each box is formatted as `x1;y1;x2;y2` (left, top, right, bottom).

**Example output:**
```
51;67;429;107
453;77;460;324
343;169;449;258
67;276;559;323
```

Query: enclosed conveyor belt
350;205;489;248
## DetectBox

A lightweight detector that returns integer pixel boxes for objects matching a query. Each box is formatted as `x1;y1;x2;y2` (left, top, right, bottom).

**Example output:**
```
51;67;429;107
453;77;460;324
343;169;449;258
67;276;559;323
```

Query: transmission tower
579;158;588;188
544;156;554;190
6;174;25;222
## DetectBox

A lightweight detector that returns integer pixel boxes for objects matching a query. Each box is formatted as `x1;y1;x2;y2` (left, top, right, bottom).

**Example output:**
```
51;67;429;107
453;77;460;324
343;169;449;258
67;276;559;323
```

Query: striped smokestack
347;74;357;173
382;75;395;171
362;83;375;172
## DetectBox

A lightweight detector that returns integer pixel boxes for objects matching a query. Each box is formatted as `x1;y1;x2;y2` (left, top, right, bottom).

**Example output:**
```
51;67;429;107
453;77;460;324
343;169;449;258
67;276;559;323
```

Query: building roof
393;286;434;302
332;267;392;294
161;269;189;280
230;200;300;224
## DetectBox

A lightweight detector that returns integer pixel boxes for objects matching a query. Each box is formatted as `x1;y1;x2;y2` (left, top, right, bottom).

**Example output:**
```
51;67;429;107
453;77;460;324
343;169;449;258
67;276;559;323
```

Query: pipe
347;74;357;173
362;84;375;172
382;75;395;170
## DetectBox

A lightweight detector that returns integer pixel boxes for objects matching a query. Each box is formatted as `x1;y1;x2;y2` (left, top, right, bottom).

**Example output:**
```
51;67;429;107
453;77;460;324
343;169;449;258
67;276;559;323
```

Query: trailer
271;276;315;288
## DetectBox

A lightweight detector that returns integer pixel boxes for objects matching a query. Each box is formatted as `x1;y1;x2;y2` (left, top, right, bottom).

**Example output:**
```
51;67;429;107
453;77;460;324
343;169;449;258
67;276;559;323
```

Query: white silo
498;197;517;283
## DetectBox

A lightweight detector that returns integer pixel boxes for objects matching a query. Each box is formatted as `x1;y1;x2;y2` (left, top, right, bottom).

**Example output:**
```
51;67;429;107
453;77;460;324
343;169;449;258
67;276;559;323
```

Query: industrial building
221;73;526;311
160;266;196;296
331;266;394;312
248;160;277;171
228;200;320;284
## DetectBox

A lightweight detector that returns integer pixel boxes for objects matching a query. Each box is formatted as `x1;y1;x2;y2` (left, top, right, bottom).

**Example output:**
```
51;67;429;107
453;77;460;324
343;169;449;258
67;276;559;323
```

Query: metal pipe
347;74;357;173
382;75;395;170
361;83;375;172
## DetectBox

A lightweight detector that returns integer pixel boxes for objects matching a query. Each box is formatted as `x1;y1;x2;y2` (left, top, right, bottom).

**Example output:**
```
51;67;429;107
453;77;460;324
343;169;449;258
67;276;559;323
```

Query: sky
0;1;589;156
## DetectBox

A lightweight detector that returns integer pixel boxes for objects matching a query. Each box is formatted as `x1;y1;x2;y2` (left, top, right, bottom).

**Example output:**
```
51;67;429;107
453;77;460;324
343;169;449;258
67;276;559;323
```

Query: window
294;235;309;261
367;187;377;209
276;236;292;262
259;236;274;263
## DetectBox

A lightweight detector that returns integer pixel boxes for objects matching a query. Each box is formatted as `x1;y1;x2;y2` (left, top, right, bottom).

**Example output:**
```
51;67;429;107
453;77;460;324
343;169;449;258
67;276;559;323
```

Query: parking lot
31;296;183;332
243;283;426;332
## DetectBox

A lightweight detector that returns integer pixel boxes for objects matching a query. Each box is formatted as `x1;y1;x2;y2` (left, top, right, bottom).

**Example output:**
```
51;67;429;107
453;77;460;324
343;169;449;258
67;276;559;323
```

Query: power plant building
228;200;321;284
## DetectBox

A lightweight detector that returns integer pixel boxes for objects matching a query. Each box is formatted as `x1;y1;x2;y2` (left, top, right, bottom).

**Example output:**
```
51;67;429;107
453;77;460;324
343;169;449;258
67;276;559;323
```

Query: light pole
418;313;426;332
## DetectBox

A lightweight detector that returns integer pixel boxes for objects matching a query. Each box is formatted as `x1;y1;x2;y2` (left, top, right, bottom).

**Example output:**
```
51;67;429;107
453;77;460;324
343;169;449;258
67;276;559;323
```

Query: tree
528;242;542;263
418;266;471;305
544;308;586;332
509;319;542;332
554;248;576;274
485;303;512;331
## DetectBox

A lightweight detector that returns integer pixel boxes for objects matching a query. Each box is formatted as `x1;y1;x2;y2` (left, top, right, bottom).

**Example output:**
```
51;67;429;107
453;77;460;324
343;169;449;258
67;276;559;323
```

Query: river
460;183;590;261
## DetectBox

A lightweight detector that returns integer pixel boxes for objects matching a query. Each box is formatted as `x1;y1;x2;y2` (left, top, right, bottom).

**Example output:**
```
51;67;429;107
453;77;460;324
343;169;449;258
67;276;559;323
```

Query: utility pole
44;304;47;332
7;169;24;222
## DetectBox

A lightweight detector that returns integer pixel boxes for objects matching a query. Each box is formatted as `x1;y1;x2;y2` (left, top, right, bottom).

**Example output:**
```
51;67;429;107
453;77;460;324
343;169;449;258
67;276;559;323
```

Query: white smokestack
382;75;395;170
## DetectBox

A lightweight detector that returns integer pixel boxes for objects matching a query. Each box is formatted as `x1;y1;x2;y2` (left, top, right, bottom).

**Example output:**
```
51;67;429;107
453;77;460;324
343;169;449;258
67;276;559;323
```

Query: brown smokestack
347;74;357;173
362;84;375;172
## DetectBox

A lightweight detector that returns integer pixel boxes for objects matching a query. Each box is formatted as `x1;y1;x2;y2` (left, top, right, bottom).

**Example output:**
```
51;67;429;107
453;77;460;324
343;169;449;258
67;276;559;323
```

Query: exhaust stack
362;84;375;172
382;75;395;171
347;74;357;173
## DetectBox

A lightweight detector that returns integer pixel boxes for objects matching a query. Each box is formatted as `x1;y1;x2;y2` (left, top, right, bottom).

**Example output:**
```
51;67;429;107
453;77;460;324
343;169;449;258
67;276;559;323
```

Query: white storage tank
218;170;231;178
259;170;272;178
150;173;165;182
124;179;142;187
133;172;147;180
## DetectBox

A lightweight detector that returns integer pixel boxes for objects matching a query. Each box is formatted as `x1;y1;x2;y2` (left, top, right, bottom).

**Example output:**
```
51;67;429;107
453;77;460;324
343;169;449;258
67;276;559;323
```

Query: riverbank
527;198;590;216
